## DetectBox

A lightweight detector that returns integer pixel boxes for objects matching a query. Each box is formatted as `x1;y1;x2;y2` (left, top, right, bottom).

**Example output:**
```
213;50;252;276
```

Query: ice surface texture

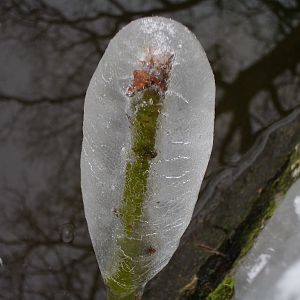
81;16;215;298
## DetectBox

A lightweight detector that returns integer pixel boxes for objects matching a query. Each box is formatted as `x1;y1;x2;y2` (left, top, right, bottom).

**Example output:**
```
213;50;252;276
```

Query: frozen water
81;16;215;293
234;178;300;300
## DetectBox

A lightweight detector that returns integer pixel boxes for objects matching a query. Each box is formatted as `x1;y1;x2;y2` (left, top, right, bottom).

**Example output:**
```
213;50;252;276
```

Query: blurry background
0;0;299;299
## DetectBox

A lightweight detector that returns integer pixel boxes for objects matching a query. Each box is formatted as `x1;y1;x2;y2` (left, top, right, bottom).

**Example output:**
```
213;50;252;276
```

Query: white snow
294;196;300;220
246;253;271;283
275;259;300;300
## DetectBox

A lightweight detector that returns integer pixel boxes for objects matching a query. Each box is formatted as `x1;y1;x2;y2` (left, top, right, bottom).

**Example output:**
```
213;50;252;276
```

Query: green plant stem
105;89;161;298
107;288;143;300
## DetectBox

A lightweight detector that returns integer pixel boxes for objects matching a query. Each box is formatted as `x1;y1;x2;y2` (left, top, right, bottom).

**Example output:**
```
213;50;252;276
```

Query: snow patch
275;259;300;300
294;196;300;221
247;253;271;283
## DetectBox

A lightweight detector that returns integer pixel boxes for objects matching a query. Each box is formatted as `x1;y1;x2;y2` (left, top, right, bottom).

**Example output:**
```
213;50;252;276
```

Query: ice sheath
81;17;215;299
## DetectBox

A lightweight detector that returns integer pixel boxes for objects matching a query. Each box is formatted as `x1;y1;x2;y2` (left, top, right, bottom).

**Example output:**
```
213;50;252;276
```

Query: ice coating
81;17;215;297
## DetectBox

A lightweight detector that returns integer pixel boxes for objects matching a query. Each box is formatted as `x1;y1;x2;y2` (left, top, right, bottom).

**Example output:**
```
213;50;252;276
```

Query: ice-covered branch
81;17;215;299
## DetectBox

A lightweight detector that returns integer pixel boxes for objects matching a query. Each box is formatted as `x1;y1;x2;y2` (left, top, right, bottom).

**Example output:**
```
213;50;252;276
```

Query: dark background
0;1;299;299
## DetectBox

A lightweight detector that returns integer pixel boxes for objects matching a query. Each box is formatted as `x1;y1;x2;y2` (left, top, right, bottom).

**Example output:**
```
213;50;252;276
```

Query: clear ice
81;16;215;297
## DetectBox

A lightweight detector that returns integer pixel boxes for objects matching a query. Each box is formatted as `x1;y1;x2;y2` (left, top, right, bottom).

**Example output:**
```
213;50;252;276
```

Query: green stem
105;89;161;298
107;287;143;300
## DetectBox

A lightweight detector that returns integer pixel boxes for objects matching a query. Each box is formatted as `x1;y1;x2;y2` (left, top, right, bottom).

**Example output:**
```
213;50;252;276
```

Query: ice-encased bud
81;16;215;298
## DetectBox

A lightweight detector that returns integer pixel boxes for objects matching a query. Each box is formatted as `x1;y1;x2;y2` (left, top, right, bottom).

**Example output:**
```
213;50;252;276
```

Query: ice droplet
81;16;215;296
